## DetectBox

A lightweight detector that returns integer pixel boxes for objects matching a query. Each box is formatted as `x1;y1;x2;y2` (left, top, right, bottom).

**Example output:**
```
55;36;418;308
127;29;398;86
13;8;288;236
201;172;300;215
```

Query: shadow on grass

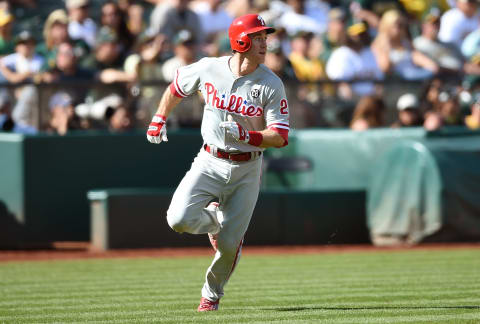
272;306;480;312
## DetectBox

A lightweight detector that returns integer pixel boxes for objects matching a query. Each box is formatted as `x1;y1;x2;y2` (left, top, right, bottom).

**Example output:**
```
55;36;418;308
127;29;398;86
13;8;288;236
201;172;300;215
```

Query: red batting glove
147;114;168;144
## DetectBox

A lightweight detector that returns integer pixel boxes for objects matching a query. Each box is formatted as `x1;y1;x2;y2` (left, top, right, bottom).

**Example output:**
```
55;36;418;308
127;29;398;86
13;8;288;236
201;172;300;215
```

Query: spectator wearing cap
67;0;97;48
161;29;199;82
372;10;439;80
326;21;383;99
0;31;44;129
47;91;82;135
0;31;44;84
319;7;346;62
40;41;94;102
0;9;14;56
277;0;330;37
265;38;296;81
391;93;424;128
149;0;204;47
288;30;329;103
350;95;386;131
123;30;171;84
465;92;480;129
288;31;326;83
93;27;149;85
413;8;465;73
100;1;134;52
266;33;319;128
37;9;89;70
125;30;167;80
81;27;128;107
438;0;479;49
83;27;126;73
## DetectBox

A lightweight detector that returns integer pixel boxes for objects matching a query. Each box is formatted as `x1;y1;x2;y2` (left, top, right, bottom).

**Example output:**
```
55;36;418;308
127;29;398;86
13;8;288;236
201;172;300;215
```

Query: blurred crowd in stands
0;0;480;136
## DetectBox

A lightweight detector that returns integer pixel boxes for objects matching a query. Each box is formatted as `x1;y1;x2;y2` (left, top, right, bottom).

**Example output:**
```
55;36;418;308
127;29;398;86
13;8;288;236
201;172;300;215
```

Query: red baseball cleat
197;297;219;311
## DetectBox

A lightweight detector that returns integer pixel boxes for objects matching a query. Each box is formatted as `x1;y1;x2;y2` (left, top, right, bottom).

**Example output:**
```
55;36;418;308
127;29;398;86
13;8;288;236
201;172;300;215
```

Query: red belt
204;144;261;162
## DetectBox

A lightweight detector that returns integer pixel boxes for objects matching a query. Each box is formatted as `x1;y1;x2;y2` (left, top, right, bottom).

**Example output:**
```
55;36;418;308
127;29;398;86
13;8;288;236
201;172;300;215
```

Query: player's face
248;30;268;64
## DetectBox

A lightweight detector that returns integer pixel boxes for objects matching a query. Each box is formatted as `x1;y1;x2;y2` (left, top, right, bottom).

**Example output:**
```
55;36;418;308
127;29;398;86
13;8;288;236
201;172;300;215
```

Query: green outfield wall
1;127;479;248
0;130;203;247
88;188;368;250
266;127;425;190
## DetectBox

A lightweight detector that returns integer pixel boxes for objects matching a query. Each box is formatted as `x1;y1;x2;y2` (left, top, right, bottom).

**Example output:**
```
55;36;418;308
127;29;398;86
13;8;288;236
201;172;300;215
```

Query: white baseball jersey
171;56;290;152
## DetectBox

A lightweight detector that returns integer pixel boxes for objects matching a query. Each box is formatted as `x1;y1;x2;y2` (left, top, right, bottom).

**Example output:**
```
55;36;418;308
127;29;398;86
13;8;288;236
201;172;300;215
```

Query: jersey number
280;99;288;115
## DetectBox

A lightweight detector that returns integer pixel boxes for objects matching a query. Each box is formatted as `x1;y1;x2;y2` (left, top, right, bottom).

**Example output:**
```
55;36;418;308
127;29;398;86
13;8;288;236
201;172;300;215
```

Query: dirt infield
0;242;479;262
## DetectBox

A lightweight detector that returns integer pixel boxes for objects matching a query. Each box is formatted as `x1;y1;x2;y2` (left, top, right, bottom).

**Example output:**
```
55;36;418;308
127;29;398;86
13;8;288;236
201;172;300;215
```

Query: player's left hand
219;118;249;143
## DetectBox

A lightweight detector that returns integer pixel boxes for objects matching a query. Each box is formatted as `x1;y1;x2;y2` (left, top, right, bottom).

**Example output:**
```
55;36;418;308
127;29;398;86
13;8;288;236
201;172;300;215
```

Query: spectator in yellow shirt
288;31;329;103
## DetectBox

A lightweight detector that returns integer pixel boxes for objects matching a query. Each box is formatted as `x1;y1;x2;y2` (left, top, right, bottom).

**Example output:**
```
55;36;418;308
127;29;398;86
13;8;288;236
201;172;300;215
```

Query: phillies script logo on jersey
204;82;263;117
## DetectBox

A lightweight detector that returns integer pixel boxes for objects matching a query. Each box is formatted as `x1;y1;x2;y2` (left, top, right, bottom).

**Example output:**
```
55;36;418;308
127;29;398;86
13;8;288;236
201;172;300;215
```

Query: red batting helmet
228;14;275;53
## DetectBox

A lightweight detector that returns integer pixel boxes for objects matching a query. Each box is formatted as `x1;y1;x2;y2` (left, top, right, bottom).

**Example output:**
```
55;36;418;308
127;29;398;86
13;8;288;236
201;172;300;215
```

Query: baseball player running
147;14;289;312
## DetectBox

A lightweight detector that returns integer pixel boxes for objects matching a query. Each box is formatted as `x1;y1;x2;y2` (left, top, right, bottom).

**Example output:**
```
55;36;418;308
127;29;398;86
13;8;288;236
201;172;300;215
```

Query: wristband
247;131;263;146
152;114;166;123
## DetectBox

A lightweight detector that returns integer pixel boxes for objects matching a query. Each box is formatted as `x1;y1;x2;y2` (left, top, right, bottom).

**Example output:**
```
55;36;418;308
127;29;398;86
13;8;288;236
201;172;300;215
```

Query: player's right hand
219;120;250;143
147;114;168;144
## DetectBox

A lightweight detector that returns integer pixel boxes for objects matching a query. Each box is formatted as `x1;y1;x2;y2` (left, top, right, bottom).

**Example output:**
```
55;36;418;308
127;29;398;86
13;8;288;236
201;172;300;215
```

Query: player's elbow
278;138;288;148
272;133;288;148
272;129;289;148
263;127;289;148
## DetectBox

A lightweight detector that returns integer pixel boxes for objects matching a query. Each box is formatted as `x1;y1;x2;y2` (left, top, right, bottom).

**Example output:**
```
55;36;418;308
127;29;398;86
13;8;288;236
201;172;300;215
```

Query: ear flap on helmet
235;33;251;52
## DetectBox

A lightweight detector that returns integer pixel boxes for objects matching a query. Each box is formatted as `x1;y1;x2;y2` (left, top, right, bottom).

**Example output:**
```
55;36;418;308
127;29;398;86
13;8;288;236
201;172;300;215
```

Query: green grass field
0;248;479;323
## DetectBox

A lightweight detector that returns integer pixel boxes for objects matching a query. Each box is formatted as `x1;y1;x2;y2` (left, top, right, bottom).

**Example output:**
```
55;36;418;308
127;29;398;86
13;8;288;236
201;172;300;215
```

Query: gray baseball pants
166;148;262;301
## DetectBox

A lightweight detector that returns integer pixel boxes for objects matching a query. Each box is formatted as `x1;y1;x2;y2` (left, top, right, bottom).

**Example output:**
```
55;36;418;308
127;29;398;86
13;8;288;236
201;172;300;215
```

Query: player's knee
166;213;187;233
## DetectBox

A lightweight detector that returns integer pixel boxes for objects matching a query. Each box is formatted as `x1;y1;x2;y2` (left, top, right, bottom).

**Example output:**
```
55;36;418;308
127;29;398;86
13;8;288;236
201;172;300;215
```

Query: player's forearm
155;87;183;118
258;129;286;148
